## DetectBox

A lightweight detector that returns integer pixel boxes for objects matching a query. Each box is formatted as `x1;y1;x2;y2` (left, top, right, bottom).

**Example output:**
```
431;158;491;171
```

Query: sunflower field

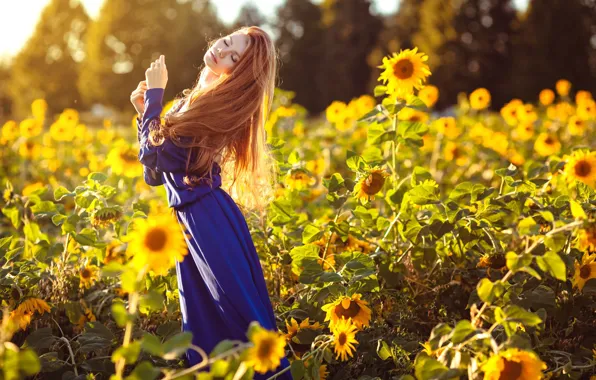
1;46;596;380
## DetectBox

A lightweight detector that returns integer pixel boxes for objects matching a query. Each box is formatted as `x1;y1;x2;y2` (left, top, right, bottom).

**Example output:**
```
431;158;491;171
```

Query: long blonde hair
152;26;279;214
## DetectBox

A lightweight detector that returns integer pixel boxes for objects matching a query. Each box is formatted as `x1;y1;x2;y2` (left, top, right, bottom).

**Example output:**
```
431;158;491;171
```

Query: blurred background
0;0;594;121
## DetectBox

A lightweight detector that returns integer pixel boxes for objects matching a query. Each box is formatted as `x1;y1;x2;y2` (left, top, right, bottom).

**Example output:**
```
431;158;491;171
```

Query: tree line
1;0;595;120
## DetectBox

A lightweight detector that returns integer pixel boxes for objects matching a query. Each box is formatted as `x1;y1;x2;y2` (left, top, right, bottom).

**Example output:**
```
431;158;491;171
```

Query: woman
130;26;293;379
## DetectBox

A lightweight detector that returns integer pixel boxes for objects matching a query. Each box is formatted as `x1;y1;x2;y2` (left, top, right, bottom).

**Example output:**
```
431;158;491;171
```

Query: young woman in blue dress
129;26;293;379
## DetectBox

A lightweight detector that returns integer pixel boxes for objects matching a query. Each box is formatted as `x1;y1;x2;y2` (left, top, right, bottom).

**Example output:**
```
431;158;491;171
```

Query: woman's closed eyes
224;37;239;63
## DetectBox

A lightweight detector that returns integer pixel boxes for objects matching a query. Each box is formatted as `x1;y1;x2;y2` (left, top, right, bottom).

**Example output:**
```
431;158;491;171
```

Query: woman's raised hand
130;80;147;116
146;55;168;90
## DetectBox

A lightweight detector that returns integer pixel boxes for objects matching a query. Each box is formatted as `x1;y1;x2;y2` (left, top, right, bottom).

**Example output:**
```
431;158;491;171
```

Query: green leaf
302;224;323;244
112;341;141;364
19;349;41;376
111;302;129;328
407;183;440;205
290;359;306;379
414;353;452;380
62;214;80;234
88;172;108;183
30;200;57;216
323;173;345;193
503;305;543;326
450;320;476;344
24;222;49;244
377;340;392;361
162;332;193;360
410;166;433;187
210;340;236;358
54;186;73;201
125;361;161;380
139;291;165;314
535;251;566;281
141;334;164;356
73;228;97;246
2;206;21;229
477;278;500;304
373;85;387;97
367;122;396;145
569;199;587;219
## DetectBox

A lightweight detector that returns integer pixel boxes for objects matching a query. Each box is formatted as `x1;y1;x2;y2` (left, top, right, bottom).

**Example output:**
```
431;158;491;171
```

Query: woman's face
204;33;250;76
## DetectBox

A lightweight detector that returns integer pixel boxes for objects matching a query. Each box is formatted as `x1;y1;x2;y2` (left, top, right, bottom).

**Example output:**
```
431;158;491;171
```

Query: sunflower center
580;264;591;279
335;300;361;318
81;268;91;278
363;172;385;195
145;227;168;251
500;358;523;380
338;332;347;346
393;59;414;80
544;137;554;145
257;338;274;359
574;160;592;177
120;149;139;163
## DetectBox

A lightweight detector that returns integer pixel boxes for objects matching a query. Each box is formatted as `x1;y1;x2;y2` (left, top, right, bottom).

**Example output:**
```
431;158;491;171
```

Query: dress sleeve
138;88;190;173
136;116;164;187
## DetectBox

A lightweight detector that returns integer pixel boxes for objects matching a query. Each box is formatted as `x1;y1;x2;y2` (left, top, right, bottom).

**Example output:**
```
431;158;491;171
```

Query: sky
0;0;530;62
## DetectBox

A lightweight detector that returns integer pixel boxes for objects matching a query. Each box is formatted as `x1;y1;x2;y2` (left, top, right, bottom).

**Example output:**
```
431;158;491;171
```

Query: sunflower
105;141;143;178
576;90;592;104
513;122;534;142
90;206;123;229
563;150;596;188
469;88;491;110
1;120;19;141
79;265;100;289
397;107;429;123
285;169;316;191
31;98;48;121
516;104;538;123
418;85;439;108
19;118;43;138
435;117;460;139
500;99;523;125
319;363;329;380
305;157;326;176
103;240;127;265
59;108;79;128
577;98;596;120
331;317;359;361
10;298;51;330
578;224;596;252
572;252;596;291
353;167;389;202
285;317;323;341
539;89;555;106
244;325;287;374
18;140;42;160
482;348;547;380
321;293;372;330
326;101;348;124
444;142;468;167
377;47;431;99
568;115;586;136
556;79;571;96
125;211;188;276
355;95;376;117
534;133;561;157
49;119;76;142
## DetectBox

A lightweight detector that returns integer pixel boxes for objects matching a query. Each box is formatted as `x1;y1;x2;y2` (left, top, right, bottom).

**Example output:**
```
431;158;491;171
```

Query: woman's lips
210;51;218;64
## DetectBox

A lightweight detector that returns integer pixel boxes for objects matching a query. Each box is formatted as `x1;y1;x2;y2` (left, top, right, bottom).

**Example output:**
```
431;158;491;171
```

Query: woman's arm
138;88;189;173
136;116;164;186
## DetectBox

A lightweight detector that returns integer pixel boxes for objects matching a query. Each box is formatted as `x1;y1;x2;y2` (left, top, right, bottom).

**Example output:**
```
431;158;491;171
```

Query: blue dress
136;88;293;379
